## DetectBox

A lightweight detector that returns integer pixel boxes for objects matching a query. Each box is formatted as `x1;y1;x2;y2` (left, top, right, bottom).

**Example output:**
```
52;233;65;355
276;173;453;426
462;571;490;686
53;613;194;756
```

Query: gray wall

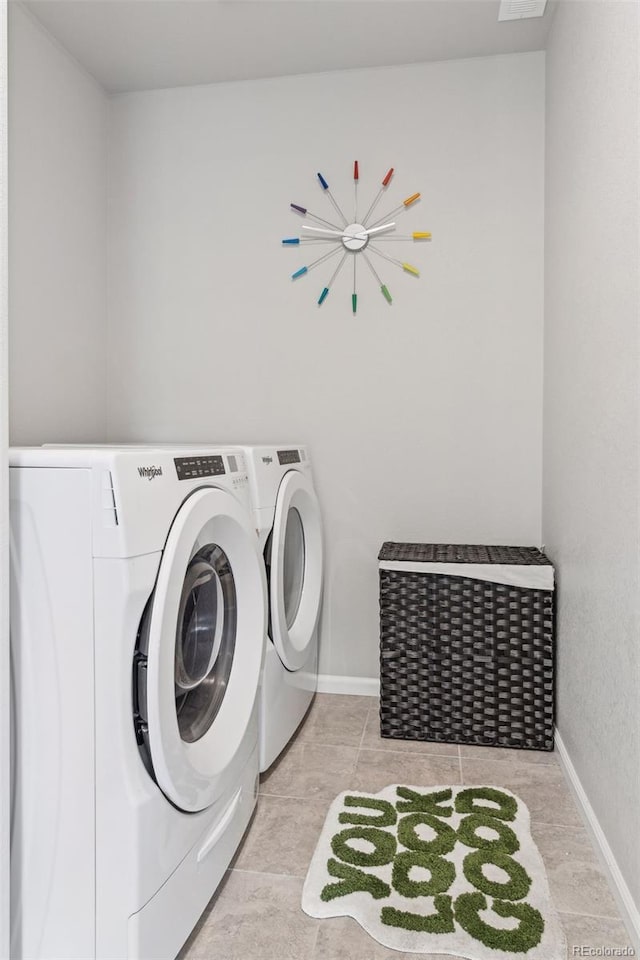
107;52;545;680
5;0;639;933
0;2;8;954
8;4;108;445
543;0;640;910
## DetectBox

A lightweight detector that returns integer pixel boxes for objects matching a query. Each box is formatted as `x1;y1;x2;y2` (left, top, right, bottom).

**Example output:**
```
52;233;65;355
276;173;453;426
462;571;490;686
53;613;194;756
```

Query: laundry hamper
378;543;555;751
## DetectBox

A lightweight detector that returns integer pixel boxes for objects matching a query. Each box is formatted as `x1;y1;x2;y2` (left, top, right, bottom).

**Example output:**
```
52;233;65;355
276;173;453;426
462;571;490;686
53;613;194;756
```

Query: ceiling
21;0;555;95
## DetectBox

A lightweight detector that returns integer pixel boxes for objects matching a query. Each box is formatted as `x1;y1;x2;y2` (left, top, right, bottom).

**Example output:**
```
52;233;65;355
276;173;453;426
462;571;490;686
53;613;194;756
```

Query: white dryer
9;445;266;960
239;446;324;771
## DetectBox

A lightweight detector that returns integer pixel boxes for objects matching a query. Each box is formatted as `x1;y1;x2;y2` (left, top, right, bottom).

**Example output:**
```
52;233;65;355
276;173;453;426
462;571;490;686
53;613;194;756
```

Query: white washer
239;446;324;771
9;445;267;960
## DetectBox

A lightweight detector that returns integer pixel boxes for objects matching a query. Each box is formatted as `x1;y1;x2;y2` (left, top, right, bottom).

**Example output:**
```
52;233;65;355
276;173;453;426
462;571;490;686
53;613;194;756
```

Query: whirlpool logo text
137;465;163;481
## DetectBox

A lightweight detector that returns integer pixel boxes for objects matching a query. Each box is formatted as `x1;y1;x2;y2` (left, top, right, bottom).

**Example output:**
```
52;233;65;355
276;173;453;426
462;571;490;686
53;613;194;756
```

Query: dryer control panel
174;455;225;480
277;449;301;465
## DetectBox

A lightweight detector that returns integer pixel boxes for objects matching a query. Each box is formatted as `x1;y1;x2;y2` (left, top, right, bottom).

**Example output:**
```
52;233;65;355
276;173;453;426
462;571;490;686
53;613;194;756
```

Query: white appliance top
9;444;239;468
9;445;253;558
237;445;311;511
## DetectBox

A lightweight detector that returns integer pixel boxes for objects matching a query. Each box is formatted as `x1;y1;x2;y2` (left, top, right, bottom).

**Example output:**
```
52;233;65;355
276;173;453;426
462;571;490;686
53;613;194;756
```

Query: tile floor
179;694;635;960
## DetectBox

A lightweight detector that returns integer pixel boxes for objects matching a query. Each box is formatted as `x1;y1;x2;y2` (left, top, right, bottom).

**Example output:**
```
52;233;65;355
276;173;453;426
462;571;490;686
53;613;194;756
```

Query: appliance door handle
197;787;243;863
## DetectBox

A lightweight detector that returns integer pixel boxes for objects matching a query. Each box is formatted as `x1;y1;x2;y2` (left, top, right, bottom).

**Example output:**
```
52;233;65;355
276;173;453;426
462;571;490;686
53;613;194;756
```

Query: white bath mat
302;784;566;959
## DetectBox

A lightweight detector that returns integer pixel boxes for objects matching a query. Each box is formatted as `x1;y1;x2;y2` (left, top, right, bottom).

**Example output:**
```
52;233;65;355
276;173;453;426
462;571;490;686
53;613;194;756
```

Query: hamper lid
378;542;552;566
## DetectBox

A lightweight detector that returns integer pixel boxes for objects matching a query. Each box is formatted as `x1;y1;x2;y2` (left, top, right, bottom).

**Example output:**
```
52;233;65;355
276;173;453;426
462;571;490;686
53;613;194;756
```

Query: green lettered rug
302;784;566;959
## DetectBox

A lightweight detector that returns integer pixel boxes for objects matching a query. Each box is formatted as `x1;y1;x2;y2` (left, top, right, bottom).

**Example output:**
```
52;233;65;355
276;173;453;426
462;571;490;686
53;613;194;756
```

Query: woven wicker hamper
378;543;555;751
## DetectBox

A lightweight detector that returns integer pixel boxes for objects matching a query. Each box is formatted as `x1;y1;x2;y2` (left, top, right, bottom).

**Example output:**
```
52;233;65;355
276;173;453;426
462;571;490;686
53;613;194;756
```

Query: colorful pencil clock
283;163;431;313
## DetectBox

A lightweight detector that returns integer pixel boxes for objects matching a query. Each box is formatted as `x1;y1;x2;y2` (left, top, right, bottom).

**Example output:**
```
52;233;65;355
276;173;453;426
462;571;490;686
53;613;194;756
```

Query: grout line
230;867;307;881
459;752;558;764
259;790;332;801
460;758;559;767
295;736;366;750
531;819;589;829
258;788;307;800
458;745;463;784
557;907;630;922
350;741;360;779
357;703;372;752
308;916;322;959
358;746;460;760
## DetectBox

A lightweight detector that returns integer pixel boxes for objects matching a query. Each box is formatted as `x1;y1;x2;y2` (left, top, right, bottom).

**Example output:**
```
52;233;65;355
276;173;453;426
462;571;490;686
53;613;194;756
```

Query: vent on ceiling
498;0;547;20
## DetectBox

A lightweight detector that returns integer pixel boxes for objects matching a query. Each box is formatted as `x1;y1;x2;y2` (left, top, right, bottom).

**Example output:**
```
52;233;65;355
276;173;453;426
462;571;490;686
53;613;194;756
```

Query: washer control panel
174;455;225;480
277;449;301;465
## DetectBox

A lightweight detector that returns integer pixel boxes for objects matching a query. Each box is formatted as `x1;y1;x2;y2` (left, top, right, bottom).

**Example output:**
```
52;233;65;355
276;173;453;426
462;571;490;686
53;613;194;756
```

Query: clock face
283;164;431;313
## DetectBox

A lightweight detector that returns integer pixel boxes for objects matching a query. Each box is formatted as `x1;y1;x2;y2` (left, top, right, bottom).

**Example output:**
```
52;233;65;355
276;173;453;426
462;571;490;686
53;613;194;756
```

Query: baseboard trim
316;674;380;697
555;728;640;952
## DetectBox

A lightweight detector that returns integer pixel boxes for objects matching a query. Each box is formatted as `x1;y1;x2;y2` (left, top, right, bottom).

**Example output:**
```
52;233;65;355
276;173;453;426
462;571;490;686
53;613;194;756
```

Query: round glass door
282;508;305;629
269;470;323;672
174;544;236;743
133;487;266;813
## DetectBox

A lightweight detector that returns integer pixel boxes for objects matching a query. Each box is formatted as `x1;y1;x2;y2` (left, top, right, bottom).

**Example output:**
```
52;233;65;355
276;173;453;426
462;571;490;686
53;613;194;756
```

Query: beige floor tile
233;794;331;878
461;757;582;827
361;707;459;758
352;749;461;794
560;912;635;952
296;694;373;748
531;822;621;919
459;743;558;765
177;871;237;959
180;691;630;960
311;914;454;960
180;871;319;960
260;741;358;799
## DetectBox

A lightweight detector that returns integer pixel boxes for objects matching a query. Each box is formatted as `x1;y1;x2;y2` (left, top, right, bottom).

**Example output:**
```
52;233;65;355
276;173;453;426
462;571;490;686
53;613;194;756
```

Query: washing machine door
139;487;266;813
269;470;323;672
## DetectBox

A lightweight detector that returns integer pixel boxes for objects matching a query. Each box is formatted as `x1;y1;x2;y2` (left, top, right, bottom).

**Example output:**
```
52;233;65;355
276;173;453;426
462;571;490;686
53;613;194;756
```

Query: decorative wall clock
283;163;431;313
